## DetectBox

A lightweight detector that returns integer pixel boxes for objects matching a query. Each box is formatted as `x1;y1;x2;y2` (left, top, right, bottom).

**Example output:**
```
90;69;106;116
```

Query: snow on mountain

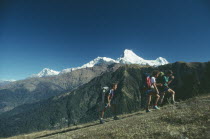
0;80;16;82
60;49;168;74
154;57;169;65
117;49;169;66
80;57;118;68
0;80;16;87
117;49;145;64
32;49;169;77
61;57;118;74
32;68;60;78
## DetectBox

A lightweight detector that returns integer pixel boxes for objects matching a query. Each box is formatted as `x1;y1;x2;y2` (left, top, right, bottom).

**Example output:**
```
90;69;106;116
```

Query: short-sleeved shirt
163;76;169;87
150;77;156;88
109;89;115;99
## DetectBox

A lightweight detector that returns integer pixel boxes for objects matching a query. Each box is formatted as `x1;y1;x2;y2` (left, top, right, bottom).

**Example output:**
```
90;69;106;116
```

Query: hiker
156;71;166;102
145;70;161;112
100;83;119;124
98;86;109;115
159;70;176;104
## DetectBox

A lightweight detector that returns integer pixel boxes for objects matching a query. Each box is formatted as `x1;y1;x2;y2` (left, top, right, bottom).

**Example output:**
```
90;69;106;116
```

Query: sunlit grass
6;94;210;139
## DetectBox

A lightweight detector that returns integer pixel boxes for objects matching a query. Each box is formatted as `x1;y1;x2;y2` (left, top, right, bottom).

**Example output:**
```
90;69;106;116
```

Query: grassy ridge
7;94;210;139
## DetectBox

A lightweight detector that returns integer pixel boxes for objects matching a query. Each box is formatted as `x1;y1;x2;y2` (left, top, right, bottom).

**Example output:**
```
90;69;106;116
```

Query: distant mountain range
31;68;60;78
32;49;169;78
0;64;121;114
0;80;16;87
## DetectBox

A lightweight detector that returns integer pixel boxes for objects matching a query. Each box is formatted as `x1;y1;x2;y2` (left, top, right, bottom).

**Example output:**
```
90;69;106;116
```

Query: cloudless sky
0;0;210;80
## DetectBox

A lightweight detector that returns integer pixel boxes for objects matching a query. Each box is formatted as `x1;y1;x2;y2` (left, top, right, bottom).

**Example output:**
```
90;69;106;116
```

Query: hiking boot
153;106;160;110
113;116;119;120
146;109;151;112
100;119;105;124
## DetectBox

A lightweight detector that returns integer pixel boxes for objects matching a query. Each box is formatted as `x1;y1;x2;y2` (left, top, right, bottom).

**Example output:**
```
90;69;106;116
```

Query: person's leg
150;92;160;110
168;89;176;103
146;93;152;111
98;103;101;119
111;104;115;116
100;106;107;124
101;106;107;118
154;93;160;106
159;92;165;105
112;104;119;120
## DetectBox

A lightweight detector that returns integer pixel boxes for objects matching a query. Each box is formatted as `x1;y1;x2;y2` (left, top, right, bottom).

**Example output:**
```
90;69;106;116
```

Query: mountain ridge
32;49;168;78
0;64;121;114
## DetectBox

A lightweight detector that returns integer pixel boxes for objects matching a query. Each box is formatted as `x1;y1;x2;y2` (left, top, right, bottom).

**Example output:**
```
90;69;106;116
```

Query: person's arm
107;90;113;107
156;83;162;87
153;83;159;94
168;76;174;85
151;77;159;94
107;94;111;107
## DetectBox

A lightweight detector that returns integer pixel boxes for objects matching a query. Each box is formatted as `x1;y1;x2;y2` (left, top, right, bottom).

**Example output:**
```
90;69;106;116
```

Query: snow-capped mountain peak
116;49;169;66
31;49;169;77
61;57;117;74
123;49;143;59
117;49;144;64
32;68;60;78
80;57;118;68
155;57;169;65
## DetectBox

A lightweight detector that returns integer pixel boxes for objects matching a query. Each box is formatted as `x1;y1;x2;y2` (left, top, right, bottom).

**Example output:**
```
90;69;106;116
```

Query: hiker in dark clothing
158;70;176;104
100;83;119;124
156;72;166;100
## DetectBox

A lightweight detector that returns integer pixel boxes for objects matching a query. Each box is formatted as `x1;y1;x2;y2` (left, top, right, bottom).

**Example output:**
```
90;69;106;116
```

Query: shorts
145;88;156;94
97;102;107;111
163;87;170;92
97;99;118;111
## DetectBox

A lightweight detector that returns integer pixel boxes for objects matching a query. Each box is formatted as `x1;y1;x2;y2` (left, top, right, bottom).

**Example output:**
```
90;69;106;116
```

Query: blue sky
0;0;210;80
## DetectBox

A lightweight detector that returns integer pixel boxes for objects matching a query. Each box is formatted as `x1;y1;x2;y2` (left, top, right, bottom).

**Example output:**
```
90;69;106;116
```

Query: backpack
100;86;109;103
142;73;152;89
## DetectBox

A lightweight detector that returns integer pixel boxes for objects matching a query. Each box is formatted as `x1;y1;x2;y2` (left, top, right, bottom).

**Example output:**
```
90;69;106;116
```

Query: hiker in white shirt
146;70;161;112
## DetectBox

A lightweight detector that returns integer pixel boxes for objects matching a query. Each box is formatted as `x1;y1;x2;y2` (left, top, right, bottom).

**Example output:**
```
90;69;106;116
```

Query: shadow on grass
36;112;144;138
35;122;100;139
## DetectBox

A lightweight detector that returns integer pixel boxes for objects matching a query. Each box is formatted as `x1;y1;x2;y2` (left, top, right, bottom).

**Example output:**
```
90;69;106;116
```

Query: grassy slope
7;94;210;139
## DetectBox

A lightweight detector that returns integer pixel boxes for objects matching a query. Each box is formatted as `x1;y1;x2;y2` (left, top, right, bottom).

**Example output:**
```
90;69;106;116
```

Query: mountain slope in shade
0;64;121;114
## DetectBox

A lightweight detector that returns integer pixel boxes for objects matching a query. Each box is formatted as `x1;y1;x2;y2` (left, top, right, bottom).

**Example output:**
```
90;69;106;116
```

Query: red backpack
146;76;152;89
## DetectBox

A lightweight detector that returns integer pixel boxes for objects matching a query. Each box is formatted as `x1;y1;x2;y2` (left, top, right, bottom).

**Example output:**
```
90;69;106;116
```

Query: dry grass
5;94;210;139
